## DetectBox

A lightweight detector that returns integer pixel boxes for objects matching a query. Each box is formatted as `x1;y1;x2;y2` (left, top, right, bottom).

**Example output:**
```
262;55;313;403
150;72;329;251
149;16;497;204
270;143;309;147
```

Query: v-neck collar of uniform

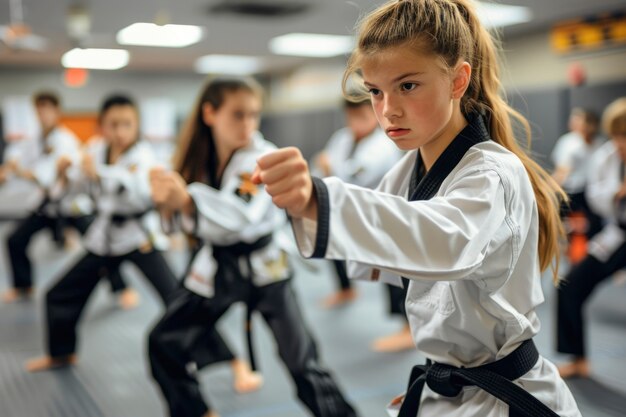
408;112;491;202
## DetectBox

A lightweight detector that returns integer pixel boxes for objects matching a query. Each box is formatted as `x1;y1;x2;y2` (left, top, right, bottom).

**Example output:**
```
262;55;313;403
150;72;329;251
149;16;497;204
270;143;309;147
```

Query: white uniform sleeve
3;135;43;169
291;167;507;281
54;142;99;203
551;134;574;169
94;145;156;213
184;177;274;242
32;130;80;188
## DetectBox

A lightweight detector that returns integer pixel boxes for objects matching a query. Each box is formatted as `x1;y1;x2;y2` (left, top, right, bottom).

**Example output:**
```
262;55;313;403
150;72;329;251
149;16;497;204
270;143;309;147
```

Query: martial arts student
551;108;604;241
148;77;357;417
2;91;133;305
556;97;626;379
254;1;581;416
313;99;403;310
24;94;178;372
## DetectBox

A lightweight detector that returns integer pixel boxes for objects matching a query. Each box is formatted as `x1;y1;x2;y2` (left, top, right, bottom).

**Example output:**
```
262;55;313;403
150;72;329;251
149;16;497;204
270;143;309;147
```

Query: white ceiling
0;0;624;74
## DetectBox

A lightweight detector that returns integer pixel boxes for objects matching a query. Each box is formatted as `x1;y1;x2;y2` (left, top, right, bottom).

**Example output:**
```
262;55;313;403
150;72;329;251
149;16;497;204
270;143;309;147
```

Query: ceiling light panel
61;48;129;70
476;2;532;28
117;23;203;48
269;33;354;57
195;55;264;75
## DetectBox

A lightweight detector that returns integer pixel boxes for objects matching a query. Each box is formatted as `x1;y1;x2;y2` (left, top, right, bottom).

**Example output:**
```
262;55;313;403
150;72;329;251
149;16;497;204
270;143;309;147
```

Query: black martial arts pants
7;213;127;292
332;260;351;290
148;280;358;417
46;249;177;357
561;191;603;240
387;283;408;322
557;241;626;357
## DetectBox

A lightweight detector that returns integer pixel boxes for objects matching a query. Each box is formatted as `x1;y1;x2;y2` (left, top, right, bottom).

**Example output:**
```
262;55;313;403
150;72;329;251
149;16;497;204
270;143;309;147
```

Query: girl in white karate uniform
255;0;581;416
148;77;356;417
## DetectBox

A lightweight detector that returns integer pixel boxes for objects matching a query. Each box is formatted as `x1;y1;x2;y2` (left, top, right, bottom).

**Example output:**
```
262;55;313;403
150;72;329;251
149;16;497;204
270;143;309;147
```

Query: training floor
0;223;625;417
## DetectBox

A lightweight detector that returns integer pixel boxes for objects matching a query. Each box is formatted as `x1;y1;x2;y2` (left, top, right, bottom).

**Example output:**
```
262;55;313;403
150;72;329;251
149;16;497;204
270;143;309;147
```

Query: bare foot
25;354;77;372
321;288;358;308
231;359;263;394
2;287;33;303
371;325;415;353
557;357;590;378
118;288;140;310
390;394;405;406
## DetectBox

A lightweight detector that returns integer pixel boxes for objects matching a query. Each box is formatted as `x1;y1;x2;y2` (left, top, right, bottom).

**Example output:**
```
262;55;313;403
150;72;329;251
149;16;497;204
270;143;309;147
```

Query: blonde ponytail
344;0;566;282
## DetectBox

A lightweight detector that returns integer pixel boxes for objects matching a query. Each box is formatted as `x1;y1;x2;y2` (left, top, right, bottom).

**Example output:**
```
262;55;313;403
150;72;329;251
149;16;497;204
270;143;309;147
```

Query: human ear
202;103;216;126
452;61;471;100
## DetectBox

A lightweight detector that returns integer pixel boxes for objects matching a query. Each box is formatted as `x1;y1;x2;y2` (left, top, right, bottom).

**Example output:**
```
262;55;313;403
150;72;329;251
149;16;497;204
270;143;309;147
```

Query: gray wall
507;87;571;169
261;106;346;160
569;82;626;116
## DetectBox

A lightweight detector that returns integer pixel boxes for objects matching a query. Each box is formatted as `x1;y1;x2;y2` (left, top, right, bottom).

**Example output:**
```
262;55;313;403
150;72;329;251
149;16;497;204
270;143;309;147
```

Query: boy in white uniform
2;92;132;305
25;94;178;372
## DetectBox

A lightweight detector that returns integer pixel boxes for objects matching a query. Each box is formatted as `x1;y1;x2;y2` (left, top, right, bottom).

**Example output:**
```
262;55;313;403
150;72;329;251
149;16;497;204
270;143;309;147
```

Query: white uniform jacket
585;141;626;262
177;133;291;299
314;127;403;189
65;140;165;256
1;126;79;216
551;131;604;194
291;120;580;417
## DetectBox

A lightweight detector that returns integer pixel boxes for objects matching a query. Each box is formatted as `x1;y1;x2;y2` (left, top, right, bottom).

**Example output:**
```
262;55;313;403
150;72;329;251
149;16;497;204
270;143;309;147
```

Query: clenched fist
149;168;193;213
252;147;317;219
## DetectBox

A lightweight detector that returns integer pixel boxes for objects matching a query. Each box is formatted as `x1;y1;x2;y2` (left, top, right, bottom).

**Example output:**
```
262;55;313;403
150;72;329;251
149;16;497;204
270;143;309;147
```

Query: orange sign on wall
60;113;98;143
552;11;626;54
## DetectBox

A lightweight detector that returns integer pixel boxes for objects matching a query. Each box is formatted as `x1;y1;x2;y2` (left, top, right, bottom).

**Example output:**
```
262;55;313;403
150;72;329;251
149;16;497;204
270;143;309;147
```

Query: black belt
110;210;150;225
212;234;273;256
398;339;559;417
213;233;273;372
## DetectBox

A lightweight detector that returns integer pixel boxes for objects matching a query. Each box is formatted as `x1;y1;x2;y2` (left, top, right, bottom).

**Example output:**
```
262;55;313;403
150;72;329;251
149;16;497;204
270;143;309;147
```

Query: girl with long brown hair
147;77;357;417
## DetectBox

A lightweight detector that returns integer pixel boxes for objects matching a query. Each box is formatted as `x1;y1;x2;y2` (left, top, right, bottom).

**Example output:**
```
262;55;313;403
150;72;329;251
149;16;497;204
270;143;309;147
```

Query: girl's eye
368;88;381;96
401;82;417;92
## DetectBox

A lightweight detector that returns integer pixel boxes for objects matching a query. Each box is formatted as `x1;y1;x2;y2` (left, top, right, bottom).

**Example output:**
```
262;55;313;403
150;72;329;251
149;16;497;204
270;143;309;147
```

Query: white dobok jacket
291;119;580;417
178;133;291;299
65;139;166;256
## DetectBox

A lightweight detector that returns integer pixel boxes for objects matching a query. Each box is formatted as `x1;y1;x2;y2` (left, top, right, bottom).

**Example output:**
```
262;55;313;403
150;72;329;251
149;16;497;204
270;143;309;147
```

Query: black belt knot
425;363;465;397
398;339;559;417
